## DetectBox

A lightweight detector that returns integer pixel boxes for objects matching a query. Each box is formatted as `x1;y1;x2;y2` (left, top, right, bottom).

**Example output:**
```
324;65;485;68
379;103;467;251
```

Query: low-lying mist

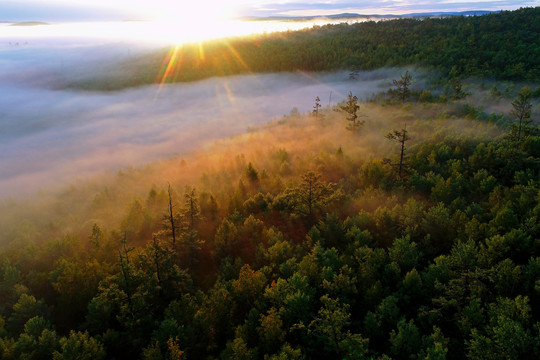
1;36;408;198
1;29;525;248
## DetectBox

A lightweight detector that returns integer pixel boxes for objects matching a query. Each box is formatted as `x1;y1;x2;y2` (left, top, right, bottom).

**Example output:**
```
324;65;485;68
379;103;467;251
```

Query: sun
131;0;243;43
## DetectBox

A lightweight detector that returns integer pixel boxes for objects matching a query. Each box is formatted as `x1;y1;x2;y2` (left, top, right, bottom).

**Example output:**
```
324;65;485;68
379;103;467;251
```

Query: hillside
68;7;540;91
1;78;540;358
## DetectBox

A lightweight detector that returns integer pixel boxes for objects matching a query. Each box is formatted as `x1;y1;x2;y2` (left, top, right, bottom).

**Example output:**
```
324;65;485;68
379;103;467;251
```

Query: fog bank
0;33;408;199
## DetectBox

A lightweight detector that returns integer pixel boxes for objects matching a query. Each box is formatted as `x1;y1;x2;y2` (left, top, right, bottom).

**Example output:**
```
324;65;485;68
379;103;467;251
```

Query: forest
70;7;540;91
1;7;540;360
1;72;540;359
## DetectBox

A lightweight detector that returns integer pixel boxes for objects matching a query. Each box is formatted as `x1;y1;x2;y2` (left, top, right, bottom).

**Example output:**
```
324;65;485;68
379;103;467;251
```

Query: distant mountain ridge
241;10;495;21
9;21;50;26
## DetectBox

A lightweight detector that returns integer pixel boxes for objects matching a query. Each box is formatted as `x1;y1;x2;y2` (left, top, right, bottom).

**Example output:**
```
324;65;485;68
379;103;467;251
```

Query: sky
1;0;539;21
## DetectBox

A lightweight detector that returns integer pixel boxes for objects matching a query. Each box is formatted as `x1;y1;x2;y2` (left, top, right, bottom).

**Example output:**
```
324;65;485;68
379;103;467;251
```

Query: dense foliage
1;77;539;359
72;7;540;90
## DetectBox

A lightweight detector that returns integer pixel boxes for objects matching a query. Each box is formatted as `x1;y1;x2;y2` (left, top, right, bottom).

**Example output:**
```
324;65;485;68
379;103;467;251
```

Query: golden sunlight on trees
2;32;540;358
178;187;203;269
278;171;341;225
337;91;364;132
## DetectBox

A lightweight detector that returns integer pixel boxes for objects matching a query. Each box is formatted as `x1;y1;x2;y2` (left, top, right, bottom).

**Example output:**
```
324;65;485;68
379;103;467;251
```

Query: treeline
0;84;539;359
74;7;540;90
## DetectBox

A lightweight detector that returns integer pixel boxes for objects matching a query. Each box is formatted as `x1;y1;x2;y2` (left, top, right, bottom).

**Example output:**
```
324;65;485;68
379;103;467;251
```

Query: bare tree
166;183;178;247
385;125;410;179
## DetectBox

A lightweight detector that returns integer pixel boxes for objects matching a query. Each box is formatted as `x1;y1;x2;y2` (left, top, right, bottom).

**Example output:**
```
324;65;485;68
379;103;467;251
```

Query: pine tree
511;86;532;142
393;70;412;104
448;67;468;100
338;91;364;132
313;96;322;120
385;125;410;179
179;187;203;269
283;171;340;225
118;233;135;319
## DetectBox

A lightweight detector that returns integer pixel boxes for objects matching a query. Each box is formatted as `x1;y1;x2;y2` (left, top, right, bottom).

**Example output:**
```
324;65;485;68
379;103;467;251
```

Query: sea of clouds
0;23;404;198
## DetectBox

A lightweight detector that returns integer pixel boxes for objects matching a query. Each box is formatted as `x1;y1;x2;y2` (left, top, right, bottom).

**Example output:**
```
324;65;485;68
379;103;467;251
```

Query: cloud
248;1;540;16
2;0;538;21
0;1;137;21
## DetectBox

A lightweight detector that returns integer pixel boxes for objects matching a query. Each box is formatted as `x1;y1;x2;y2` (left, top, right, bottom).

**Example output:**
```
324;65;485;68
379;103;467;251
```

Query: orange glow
197;42;206;63
157;45;182;87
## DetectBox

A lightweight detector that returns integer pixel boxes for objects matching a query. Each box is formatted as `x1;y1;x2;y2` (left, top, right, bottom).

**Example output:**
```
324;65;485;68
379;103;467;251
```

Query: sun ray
197;42;206;63
222;39;252;73
222;82;236;106
156;45;183;89
295;70;316;80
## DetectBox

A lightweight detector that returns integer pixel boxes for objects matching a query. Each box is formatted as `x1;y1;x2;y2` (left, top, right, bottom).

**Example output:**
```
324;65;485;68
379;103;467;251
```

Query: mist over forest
0;35;409;197
1;7;540;360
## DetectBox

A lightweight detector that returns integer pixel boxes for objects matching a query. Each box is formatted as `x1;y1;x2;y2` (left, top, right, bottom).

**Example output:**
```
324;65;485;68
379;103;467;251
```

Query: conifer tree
118;233;135;319
338;91;364;132
179;187;203;268
511;86;533;142
385;125;410;179
393;70;412;104
313;96;322;120
448;67;468;100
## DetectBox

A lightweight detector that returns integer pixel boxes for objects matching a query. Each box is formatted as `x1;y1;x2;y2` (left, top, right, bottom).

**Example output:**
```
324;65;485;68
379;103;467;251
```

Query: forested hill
72;7;540;90
0;81;539;358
